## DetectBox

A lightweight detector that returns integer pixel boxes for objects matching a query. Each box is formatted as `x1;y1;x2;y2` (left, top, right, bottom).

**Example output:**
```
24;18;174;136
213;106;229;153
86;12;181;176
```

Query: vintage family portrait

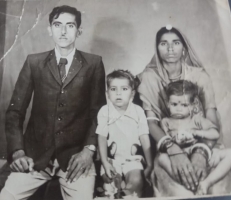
0;0;231;199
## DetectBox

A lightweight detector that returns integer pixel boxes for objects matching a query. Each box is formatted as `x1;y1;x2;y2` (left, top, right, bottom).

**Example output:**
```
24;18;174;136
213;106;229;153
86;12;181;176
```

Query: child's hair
106;70;139;90
166;80;198;103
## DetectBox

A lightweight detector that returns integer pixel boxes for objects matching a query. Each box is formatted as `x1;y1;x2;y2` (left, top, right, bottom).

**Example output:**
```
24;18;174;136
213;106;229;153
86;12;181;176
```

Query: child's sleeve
137;106;149;136
193;114;218;130
95;106;109;137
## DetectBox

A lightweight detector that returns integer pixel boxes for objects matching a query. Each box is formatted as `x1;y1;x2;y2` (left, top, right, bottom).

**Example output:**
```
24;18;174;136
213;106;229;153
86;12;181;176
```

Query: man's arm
85;57;106;147
5;55;34;171
66;57;106;182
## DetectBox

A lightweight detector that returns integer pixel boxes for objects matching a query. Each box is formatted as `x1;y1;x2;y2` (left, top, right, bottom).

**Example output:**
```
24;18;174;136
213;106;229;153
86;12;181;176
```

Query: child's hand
196;181;209;195
104;161;117;180
144;166;152;185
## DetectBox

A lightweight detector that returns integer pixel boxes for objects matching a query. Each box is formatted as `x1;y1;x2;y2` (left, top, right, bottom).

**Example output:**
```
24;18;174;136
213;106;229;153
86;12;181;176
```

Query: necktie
59;58;68;83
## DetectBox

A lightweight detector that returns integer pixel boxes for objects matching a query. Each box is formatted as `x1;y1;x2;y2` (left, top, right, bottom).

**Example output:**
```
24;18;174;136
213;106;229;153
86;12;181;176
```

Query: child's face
168;94;194;119
107;78;134;110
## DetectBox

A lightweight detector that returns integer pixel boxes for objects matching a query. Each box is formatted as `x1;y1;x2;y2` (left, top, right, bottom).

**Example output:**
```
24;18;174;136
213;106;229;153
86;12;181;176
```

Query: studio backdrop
0;0;231;158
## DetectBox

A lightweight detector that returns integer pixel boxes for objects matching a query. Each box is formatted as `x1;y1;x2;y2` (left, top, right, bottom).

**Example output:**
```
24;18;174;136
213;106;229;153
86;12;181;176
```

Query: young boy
158;80;231;195
96;70;153;198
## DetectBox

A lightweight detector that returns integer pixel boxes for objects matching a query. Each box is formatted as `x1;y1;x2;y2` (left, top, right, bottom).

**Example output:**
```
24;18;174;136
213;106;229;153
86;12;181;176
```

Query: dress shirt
55;47;76;75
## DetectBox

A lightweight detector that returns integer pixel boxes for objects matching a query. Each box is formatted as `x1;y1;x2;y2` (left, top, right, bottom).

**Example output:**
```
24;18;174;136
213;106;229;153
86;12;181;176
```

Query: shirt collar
107;100;139;124
55;47;76;65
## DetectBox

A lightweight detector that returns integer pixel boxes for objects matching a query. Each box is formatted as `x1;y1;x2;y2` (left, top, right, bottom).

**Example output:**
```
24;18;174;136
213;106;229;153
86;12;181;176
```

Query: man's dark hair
49;5;81;28
166;80;198;103
107;70;139;90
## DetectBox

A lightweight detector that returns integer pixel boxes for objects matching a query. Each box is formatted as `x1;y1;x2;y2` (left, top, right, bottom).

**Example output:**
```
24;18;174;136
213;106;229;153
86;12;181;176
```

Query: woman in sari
138;25;229;197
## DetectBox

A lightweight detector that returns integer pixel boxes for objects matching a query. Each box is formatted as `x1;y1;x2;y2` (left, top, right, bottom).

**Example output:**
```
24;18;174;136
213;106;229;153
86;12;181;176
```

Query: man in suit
0;5;106;200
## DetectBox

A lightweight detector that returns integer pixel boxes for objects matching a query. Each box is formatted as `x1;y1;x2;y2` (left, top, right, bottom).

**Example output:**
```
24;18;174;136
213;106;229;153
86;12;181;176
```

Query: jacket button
56;132;60;135
61;90;64;94
58;117;63;121
59;103;64;107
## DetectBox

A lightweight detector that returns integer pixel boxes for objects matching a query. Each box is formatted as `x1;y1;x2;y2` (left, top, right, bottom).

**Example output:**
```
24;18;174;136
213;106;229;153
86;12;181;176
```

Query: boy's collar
107;100;139;124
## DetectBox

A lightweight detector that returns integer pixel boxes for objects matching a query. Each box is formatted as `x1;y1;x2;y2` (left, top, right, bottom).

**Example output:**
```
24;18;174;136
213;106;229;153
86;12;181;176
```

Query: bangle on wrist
190;143;211;160
191;148;208;161
157;136;173;152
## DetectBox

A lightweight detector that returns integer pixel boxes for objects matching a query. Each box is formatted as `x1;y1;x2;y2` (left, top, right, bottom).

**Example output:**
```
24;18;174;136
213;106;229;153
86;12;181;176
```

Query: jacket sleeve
84;57;106;147
5;55;34;161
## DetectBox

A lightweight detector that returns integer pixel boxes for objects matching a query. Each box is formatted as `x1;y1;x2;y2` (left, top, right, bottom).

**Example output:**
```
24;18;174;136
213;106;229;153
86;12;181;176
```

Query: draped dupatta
137;28;205;120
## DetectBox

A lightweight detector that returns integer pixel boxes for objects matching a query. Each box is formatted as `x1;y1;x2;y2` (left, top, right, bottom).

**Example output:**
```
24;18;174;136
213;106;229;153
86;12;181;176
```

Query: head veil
137;26;205;120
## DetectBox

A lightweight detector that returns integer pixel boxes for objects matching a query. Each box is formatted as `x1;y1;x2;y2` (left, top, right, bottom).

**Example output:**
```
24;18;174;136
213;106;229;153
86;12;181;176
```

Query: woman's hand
190;152;208;182
168;144;198;191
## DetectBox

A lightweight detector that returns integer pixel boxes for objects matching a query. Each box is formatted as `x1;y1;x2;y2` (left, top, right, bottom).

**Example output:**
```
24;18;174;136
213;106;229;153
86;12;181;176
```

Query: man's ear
77;27;83;38
47;26;52;36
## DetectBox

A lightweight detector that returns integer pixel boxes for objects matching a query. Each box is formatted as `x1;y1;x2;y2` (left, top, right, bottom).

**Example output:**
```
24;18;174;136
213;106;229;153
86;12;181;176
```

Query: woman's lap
152;154;231;197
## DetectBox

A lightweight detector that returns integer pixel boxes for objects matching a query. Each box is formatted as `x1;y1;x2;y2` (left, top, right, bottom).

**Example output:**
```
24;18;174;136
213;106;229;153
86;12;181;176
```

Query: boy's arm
98;135;116;178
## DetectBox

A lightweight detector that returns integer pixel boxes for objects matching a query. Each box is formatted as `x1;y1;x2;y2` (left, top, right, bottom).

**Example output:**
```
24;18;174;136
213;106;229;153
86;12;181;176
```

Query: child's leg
122;160;144;197
197;148;231;195
124;169;144;197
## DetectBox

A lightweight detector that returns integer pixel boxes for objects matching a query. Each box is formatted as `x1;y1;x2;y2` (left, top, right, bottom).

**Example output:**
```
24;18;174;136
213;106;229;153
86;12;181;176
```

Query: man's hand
66;148;94;183
168;144;198;191
190;152;208;182
10;150;34;172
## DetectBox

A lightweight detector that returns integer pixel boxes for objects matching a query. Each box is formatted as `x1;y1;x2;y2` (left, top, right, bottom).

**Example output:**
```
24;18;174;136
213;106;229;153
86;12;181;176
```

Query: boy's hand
103;161;117;179
144;166;152;185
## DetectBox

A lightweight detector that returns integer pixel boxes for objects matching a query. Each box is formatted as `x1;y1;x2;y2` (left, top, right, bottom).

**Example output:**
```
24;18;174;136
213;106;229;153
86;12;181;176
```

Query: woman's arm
146;110;198;190
140;134;153;182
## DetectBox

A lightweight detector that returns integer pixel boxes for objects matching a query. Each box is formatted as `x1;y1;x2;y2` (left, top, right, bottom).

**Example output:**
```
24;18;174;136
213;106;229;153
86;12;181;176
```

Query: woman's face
158;32;184;64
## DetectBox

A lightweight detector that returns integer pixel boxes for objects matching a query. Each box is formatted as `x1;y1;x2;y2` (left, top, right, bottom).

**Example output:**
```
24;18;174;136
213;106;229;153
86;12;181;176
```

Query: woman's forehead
160;32;181;41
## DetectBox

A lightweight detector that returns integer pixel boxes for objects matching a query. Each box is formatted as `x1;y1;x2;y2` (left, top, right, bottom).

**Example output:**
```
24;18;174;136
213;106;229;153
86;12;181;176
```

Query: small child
159;80;226;193
96;70;153;198
196;148;231;195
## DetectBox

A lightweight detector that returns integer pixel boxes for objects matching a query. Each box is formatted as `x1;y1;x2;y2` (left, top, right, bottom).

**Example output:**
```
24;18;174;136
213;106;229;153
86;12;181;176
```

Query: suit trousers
0;159;96;200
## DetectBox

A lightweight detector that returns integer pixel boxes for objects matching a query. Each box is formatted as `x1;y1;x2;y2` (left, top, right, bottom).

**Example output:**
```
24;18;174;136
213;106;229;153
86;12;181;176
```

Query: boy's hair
49;5;81;28
166;80;198;103
106;70;139;90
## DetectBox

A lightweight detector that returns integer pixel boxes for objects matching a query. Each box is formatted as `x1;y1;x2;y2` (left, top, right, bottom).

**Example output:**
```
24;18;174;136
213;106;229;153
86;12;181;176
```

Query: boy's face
48;12;79;51
168;94;194;119
107;78;134;111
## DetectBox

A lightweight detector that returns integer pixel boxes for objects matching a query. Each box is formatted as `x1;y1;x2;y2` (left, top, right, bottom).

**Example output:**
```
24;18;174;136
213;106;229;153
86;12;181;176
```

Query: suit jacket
5;49;106;171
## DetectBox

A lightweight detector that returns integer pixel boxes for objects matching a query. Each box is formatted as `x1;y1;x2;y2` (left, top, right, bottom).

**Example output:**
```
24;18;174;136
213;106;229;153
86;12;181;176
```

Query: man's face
48;12;78;50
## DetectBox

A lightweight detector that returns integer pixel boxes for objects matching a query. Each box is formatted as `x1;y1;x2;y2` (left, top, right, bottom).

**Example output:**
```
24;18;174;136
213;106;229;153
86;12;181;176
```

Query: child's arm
140;134;153;182
193;116;219;140
98;135;116;179
193;128;219;140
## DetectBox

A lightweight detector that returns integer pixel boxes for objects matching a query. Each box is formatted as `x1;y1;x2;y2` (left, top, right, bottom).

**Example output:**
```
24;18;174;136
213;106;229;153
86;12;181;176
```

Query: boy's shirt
161;113;217;148
96;101;149;161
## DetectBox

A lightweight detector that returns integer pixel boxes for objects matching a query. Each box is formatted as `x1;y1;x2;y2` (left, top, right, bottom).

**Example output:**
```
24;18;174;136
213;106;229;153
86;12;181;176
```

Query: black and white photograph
0;0;231;199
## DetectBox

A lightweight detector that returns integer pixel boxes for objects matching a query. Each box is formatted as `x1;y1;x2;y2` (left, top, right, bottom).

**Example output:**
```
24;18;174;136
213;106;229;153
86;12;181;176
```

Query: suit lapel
63;50;83;88
46;50;62;86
